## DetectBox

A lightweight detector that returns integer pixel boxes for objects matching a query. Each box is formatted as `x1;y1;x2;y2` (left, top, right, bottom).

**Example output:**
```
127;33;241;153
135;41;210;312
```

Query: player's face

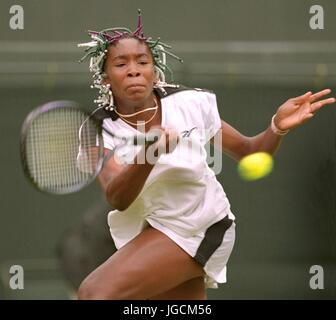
104;38;156;104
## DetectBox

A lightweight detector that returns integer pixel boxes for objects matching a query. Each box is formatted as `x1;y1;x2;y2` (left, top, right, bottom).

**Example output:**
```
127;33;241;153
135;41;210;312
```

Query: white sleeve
199;91;222;140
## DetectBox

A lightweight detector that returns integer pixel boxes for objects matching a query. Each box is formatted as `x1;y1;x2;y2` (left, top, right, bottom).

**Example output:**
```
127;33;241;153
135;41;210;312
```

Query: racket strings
25;107;101;192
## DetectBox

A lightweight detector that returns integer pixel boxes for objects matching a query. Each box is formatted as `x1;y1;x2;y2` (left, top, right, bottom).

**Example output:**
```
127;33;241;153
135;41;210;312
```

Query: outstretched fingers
310;97;336;113
293;89;334;105
292;91;312;103
309;88;332;103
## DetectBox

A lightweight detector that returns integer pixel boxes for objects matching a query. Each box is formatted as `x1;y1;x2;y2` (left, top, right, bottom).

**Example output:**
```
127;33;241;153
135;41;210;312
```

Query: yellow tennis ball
238;152;273;181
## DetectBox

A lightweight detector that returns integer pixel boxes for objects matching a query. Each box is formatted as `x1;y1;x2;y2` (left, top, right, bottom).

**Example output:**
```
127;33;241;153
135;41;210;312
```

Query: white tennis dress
102;86;236;289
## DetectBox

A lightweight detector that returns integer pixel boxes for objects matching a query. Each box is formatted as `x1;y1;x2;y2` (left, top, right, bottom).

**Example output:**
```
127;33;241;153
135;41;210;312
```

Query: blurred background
0;0;335;299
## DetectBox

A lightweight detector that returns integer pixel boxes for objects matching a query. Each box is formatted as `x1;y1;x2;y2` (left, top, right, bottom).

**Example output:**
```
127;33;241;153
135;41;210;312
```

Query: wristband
271;114;289;136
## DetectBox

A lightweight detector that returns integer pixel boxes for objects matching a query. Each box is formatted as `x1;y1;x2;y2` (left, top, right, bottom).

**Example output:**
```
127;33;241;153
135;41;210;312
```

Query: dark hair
78;9;182;82
77;9;183;108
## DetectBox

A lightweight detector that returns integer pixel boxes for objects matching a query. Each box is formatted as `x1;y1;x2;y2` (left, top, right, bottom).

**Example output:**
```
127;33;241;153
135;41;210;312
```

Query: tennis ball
238;152;273;181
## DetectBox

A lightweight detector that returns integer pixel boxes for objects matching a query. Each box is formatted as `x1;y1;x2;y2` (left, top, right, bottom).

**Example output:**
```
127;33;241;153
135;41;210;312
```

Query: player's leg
148;276;207;300
77;226;205;300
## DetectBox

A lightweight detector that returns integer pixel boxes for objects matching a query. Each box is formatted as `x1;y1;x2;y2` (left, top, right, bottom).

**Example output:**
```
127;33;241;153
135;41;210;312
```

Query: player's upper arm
211;120;251;161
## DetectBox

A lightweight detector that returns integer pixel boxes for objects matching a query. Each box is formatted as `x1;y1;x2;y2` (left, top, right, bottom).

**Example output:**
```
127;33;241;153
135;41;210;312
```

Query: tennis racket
20;100;160;195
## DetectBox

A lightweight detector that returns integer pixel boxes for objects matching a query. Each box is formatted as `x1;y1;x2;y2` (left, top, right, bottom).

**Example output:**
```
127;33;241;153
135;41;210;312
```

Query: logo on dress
180;127;197;138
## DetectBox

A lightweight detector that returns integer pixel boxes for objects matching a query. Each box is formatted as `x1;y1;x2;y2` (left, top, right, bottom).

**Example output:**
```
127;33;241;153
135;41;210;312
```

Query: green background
0;0;335;299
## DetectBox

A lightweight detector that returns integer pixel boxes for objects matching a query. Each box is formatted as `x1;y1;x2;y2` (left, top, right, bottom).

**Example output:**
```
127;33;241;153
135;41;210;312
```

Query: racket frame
20;100;105;194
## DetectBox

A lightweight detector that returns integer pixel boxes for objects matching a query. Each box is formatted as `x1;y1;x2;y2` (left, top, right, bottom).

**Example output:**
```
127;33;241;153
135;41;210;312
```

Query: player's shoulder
154;83;214;99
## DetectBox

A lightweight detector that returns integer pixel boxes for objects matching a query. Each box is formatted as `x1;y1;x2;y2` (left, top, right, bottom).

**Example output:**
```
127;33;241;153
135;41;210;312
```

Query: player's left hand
273;89;335;131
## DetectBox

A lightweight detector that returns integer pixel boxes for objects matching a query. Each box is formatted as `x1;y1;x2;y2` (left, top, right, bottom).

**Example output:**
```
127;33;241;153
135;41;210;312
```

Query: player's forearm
105;148;157;211
247;125;284;155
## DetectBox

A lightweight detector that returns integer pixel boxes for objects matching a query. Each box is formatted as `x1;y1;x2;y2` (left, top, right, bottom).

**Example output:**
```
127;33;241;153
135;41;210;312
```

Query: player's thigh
148;276;207;300
78;226;204;299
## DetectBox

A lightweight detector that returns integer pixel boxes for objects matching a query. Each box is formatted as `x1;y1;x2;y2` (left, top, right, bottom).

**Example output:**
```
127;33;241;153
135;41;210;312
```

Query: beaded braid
78;9;183;110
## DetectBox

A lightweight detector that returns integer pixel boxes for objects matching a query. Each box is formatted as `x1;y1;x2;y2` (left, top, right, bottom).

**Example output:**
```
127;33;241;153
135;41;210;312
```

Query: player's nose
127;62;140;77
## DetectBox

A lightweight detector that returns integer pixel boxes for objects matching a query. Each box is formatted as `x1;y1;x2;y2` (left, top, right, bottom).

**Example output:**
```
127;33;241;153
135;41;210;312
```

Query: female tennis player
77;10;335;300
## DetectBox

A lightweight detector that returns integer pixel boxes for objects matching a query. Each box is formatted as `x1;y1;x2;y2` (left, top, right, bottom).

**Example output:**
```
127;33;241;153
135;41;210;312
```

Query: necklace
114;96;159;126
